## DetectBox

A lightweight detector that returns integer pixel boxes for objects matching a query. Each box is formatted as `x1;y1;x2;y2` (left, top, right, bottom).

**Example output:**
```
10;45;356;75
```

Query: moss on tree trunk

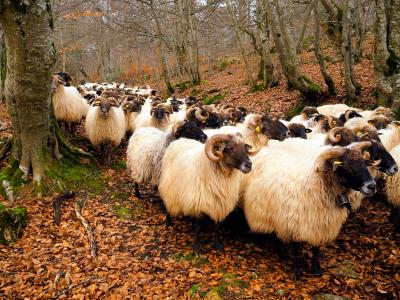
0;204;27;245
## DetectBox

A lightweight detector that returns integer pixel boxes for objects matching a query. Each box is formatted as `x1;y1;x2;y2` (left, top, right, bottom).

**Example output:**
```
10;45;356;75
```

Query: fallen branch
0;137;12;162
51;275;98;299
74;199;97;261
53;191;76;225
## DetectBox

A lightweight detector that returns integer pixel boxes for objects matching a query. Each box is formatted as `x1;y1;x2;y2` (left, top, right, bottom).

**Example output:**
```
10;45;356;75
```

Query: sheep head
186;107;209;126
205;133;256;174
302;106;319;119
367;115;391;130
260;115;290;141
287;123;312;139
151;103;172;120
51;74;66;92
172;120;207;143
352;125;381;143
314;146;377;197
327;127;359;146
92;96;119;116
350;140;398;176
122;100;142;114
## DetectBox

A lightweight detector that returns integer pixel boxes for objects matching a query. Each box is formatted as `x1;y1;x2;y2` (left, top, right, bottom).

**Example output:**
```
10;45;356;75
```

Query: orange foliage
62;11;104;20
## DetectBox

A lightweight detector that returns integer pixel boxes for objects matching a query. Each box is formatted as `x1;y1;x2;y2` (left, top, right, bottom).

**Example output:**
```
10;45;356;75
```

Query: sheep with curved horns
290;106;319;123
240;142;377;278
338;109;363;123
345;115;391;130
134;103;173;131
159;133;258;254
85;96;126;161
51;74;89;133
384;145;400;234
126;120;207;198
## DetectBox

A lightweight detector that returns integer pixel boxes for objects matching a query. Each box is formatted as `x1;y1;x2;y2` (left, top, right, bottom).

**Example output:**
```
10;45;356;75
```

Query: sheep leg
165;213;173;227
192;219;202;256
291;242;302;280
134;182;141;199
213;222;223;251
310;246;324;276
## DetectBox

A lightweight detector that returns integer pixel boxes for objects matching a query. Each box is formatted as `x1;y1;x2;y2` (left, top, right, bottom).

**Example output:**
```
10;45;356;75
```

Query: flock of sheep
51;72;400;278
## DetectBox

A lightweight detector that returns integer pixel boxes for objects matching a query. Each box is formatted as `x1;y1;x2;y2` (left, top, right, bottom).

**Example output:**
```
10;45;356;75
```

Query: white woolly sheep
134;103;172;131
384;145;400;233
85;96;126;160
240;142;376;277
51;74;89;133
159;133;258;254
126;120;207;198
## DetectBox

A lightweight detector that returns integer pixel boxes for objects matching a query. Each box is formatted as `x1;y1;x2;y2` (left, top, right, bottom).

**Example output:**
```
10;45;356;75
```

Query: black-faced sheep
134;103;173;131
159;133;258;254
241;142;377;278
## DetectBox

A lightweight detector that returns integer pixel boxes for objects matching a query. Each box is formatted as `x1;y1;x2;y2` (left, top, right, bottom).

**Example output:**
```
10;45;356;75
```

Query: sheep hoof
165;214;172;227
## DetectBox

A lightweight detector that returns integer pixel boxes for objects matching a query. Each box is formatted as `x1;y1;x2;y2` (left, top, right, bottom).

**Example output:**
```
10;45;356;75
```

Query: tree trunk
296;5;313;54
341;0;361;102
266;0;321;103
375;0;400;109
186;0;201;84
0;0;56;185
0;29;5;102
225;0;256;88
314;0;336;95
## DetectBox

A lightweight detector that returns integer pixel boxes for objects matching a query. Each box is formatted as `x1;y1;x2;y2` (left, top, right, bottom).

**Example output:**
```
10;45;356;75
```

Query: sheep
51;74;89;133
134;103;173;131
290;106;319;123
159;133;258;254
338;109;362;123
121;100;142;135
286;123;312;139
240;142;377;277
317;103;351;116
379;121;400;151
314;115;344;133
204;114;270;149
345;115;391;130
85;96;126;161
384;145;400;233
55;71;72;86
325;127;360;146
126;120;207;198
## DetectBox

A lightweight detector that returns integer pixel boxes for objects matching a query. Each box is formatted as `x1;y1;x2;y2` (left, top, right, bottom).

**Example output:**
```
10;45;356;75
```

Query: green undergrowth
202;91;228;105
0;158;27;197
44;159;103;194
171;252;209;267
285;102;306;121
112;200;144;220
0;204;27;245
113;203;132;219
189;272;248;299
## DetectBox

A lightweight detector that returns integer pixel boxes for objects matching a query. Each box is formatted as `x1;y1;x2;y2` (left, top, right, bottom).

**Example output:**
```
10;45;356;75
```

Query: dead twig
75;198;97;261
51;276;98;299
53;191;76;225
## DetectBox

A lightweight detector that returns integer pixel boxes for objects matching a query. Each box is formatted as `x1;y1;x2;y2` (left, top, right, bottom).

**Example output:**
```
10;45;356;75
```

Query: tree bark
296;5;313;54
225;0;256;88
0;28;5;102
266;0;321;103
314;0;336;95
0;0;56;184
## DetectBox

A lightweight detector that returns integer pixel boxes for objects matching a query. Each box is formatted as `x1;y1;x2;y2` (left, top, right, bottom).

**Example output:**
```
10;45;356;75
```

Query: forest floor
0;49;399;299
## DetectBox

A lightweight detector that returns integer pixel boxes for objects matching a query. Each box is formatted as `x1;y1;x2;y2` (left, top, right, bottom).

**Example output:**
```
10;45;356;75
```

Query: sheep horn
327;127;343;143
328;116;337;129
205;134;232;163
186;107;198;119
351;141;372;153
314;148;346;173
172;120;185;136
345;110;352;121
246;144;261;156
195;108;209;122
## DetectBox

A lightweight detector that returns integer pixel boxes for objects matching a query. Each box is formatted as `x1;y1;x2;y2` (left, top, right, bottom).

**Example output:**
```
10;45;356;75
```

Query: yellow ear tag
255;126;261;133
333;161;342;166
394;123;399;128
202;120;206;124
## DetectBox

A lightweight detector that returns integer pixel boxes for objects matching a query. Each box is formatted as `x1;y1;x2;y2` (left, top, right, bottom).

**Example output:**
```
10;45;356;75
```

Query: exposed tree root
53;191;76;225
74;198;97;261
0;137;12;162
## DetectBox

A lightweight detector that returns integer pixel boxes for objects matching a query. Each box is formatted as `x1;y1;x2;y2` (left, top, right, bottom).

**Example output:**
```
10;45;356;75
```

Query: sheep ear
393;121;400;128
367;119;376;125
305;128;312;133
362;151;370;160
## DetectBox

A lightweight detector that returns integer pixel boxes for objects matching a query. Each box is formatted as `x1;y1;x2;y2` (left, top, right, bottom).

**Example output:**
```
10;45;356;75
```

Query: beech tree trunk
375;0;400;111
0;0;56;184
266;0;321;103
314;0;335;95
0;29;5;102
